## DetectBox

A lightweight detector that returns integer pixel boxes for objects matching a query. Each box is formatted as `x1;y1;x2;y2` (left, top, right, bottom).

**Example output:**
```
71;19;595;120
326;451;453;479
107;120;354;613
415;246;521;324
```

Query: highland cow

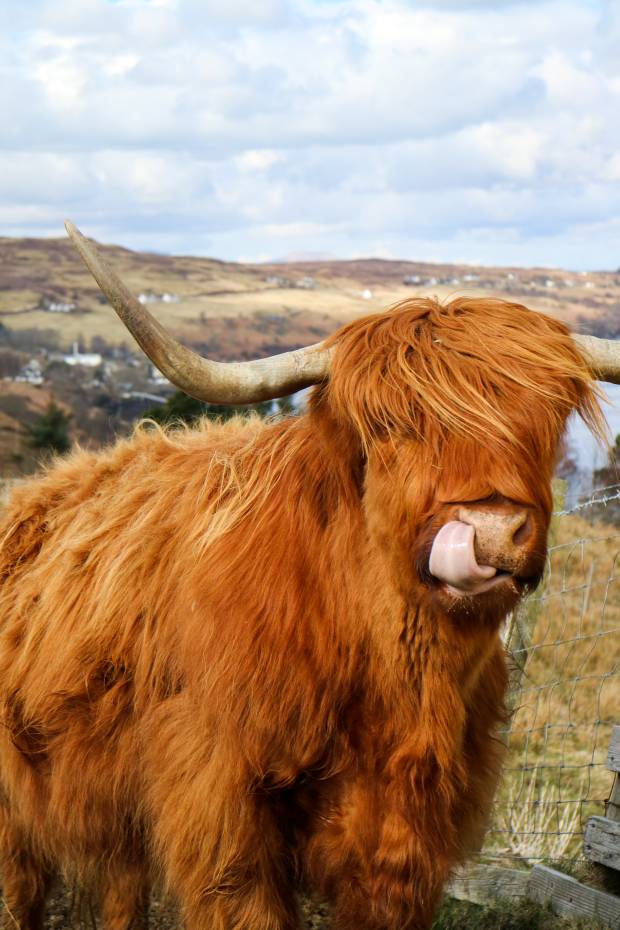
0;224;616;930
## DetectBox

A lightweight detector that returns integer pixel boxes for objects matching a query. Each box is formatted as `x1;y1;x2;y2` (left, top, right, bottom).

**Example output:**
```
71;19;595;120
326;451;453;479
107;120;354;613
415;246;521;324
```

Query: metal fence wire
483;482;620;866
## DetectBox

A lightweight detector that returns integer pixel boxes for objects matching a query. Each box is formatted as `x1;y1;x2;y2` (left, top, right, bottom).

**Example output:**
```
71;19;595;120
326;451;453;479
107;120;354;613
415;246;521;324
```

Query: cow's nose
458;506;531;572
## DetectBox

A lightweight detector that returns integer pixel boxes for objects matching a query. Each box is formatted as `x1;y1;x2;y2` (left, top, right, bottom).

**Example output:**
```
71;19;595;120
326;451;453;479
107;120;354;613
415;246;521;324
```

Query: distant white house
15;359;44;386
49;302;75;313
63;343;102;367
42;299;75;313
264;275;291;288
149;365;170;386
138;292;179;305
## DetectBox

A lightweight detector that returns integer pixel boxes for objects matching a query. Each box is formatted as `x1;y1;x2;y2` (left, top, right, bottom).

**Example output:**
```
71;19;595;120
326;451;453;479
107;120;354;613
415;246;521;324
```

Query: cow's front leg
102;856;150;930
149;759;302;930
303;772;454;930
0;802;52;930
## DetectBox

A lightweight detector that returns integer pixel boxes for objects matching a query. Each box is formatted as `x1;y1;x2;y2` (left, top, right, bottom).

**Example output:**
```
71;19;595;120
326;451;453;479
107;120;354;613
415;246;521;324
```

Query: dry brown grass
488;501;620;864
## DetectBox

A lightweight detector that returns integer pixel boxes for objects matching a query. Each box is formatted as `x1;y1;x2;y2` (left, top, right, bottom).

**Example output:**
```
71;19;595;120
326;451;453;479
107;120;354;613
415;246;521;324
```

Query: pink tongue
429;521;497;595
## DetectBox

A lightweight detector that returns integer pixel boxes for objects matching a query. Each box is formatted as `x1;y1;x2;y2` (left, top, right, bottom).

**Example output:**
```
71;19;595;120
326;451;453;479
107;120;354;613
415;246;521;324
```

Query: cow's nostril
512;513;531;548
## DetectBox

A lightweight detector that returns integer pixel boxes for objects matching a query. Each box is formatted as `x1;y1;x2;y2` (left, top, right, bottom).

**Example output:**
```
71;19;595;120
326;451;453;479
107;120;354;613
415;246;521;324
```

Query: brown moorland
1;235;620;355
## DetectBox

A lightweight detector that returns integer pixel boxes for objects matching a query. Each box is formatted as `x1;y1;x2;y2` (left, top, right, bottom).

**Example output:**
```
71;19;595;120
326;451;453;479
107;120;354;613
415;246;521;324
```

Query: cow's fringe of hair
325;296;607;458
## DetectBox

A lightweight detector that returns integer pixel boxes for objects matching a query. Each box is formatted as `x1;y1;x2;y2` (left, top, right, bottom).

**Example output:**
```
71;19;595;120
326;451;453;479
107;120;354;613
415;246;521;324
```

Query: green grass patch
432;897;599;930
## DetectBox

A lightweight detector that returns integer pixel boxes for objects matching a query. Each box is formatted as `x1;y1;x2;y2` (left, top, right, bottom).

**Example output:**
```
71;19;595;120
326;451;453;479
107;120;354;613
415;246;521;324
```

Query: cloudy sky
1;0;619;268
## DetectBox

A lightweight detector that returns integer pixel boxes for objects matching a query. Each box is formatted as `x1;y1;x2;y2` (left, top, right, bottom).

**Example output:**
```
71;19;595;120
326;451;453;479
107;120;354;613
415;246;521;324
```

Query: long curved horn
65;221;333;405
573;334;620;385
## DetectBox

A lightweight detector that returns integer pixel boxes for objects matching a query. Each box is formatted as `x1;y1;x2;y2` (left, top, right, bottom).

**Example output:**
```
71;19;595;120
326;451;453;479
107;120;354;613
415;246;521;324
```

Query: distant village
402;270;598;290
8;264;616;406
12;342;168;401
39;290;181;316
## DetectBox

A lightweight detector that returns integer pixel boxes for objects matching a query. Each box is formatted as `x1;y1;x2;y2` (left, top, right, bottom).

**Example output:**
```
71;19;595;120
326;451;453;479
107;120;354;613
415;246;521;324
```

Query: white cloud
235;149;283;171
1;0;619;268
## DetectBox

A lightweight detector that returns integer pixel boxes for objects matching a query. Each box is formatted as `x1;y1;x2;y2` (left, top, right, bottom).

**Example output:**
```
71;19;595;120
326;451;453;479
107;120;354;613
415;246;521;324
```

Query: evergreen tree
144;391;208;426
143;391;297;428
29;402;72;454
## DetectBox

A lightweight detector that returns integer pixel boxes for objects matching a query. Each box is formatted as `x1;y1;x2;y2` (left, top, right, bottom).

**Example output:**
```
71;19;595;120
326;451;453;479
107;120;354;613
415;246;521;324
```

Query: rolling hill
1;235;619;360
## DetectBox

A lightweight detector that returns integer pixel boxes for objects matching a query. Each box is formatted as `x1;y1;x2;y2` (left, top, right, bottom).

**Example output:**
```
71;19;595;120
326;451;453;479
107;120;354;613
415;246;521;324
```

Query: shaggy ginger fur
0;298;604;930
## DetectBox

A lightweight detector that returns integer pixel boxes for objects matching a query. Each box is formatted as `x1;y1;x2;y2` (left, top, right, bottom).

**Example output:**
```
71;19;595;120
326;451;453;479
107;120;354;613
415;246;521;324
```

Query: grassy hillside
1;235;620;357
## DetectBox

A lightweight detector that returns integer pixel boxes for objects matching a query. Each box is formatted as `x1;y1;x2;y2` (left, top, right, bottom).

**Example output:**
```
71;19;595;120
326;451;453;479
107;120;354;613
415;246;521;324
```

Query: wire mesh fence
483;481;620;867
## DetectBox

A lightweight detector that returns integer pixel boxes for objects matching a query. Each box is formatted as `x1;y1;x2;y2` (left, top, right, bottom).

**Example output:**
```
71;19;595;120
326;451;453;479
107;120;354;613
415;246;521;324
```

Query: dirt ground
42;882;331;929
40;885;604;930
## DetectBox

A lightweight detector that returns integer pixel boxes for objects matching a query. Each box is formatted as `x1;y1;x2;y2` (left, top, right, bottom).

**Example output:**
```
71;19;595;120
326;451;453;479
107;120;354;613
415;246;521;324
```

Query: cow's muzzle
429;505;541;596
